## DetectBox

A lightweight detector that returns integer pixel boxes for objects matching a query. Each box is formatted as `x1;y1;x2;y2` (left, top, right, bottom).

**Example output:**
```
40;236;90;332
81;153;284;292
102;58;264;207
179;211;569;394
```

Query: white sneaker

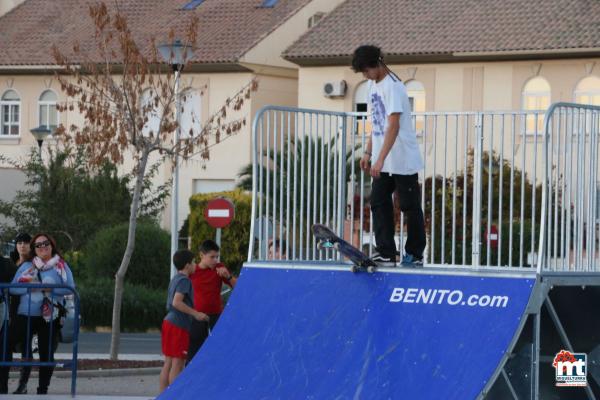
372;252;393;263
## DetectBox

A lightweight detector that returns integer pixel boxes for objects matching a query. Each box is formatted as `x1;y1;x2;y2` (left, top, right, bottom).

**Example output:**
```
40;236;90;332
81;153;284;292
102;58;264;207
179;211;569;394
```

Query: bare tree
52;2;257;359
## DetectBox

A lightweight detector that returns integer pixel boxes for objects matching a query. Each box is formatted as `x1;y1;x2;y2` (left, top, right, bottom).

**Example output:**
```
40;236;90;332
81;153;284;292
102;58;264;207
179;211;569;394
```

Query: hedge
77;278;164;332
81;221;170;290
188;189;252;275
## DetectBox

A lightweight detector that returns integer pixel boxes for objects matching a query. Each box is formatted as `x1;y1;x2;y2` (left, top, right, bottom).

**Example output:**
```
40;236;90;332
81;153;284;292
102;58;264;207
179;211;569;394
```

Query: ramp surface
158;265;535;400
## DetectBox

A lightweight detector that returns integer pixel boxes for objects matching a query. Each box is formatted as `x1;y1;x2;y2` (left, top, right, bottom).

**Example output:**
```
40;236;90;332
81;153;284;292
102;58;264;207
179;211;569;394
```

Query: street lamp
30;126;52;158
158;39;195;278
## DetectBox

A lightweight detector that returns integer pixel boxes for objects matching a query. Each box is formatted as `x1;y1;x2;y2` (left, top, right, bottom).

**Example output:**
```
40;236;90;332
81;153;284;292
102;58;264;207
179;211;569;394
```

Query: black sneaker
372;252;393;262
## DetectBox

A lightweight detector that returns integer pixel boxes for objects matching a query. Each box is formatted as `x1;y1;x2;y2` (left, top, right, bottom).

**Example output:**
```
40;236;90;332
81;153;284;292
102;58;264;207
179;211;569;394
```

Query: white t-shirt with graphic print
368;74;424;175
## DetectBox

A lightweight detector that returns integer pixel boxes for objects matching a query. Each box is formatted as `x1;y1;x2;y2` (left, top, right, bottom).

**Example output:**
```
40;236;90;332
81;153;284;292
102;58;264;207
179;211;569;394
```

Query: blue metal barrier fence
0;283;80;397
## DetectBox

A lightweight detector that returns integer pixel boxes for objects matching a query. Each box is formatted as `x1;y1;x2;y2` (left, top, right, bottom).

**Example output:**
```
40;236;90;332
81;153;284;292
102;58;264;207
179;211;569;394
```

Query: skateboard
311;223;378;273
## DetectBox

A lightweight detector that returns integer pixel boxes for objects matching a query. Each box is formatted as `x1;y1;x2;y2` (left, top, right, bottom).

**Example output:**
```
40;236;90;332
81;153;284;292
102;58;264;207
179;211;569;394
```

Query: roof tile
284;0;600;62
0;0;311;66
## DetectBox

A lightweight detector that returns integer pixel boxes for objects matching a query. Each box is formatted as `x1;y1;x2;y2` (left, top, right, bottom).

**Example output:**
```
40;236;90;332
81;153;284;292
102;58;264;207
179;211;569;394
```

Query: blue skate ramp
158;265;535;400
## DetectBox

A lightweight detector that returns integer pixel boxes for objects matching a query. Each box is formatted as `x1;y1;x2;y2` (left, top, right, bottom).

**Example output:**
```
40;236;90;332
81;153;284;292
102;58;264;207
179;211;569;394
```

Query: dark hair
199;239;220;254
269;239;287;251
15;232;32;244
351;45;382;72
173;249;195;271
29;233;61;259
11;232;32;263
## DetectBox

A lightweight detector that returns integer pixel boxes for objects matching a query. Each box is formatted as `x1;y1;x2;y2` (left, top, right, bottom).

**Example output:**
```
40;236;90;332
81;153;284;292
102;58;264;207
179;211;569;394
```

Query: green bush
81;221;170;290
424;150;542;267
188;190;252;275
77;278;164;332
63;250;86;282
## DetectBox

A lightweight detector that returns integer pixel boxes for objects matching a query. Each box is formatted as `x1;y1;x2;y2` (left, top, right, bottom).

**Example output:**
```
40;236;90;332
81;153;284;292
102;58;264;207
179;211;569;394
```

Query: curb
10;367;161;379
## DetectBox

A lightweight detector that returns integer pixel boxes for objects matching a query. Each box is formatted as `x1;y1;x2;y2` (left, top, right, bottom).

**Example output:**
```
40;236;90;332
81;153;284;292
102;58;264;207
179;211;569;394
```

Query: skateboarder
351;44;426;266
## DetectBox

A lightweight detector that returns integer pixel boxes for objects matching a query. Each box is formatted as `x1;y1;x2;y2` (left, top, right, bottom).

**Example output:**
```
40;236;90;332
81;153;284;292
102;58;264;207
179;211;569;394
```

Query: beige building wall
482;64;513;110
0;75;71;164
0;70;298;234
297;66;350;112
173;72;294;233
241;0;345;71
173;72;253;232
294;57;600;202
297;58;600;112
162;71;299;233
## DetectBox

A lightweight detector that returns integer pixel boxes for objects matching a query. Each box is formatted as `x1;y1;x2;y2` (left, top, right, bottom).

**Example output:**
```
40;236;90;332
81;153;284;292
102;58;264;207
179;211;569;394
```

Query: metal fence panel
538;103;600;273
249;104;596;273
0;283;80;397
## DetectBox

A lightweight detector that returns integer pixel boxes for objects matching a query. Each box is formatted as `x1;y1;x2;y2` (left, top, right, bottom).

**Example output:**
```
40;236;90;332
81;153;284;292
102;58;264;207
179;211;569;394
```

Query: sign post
205;198;235;249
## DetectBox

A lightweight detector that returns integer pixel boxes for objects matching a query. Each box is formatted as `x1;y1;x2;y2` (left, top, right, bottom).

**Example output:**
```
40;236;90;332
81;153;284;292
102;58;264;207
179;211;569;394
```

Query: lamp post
158;39;194;278
30;126;52;160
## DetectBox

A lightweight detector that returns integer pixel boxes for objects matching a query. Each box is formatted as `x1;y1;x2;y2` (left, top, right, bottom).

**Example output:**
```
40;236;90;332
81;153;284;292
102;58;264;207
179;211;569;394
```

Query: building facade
0;0;343;233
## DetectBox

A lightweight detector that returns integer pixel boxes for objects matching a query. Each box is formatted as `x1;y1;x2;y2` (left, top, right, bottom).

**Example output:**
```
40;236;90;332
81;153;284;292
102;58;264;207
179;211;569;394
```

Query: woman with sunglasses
10;233;75;395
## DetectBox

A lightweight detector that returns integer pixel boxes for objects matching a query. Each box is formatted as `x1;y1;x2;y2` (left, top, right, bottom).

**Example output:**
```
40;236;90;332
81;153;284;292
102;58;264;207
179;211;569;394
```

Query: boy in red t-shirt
187;240;236;364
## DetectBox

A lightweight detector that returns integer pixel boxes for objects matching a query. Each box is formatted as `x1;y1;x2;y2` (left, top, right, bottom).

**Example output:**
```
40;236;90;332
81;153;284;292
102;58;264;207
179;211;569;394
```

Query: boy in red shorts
159;249;209;392
187;240;236;364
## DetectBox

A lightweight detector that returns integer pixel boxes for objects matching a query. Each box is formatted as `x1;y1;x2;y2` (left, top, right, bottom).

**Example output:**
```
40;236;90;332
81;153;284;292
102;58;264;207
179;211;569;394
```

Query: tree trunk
109;149;151;360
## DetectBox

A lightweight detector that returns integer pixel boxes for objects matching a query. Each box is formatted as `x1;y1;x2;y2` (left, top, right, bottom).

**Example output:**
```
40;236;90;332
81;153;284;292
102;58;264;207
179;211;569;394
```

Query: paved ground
7;370;159;398
3;333;163;398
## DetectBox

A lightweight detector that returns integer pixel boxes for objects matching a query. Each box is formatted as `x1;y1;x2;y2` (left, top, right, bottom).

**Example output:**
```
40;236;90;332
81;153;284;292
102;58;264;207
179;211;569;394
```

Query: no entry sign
205;198;235;228
484;224;499;249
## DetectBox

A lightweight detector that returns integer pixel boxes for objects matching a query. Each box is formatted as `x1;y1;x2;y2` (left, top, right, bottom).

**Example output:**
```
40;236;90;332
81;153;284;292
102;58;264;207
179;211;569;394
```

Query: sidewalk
7;374;159;399
5;353;161;398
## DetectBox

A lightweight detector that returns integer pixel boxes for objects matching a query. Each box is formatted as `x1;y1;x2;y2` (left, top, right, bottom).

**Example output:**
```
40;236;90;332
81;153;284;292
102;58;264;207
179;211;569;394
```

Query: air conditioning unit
323;80;347;98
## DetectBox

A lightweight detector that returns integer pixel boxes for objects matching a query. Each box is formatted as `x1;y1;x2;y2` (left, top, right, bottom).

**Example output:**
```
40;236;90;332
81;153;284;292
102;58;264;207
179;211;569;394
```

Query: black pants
371;173;426;259
12;315;60;392
9;313;33;391
0;322;11;392
186;313;220;365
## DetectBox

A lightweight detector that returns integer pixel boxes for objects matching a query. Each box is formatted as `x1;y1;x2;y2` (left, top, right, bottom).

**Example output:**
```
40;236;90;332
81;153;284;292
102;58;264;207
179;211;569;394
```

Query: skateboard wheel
351;265;358;273
318;242;333;250
367;266;376;273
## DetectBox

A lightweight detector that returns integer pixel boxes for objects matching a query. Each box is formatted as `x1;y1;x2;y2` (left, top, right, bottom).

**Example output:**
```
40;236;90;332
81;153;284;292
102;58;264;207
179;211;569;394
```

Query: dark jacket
0;256;16;284
0;257;17;321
